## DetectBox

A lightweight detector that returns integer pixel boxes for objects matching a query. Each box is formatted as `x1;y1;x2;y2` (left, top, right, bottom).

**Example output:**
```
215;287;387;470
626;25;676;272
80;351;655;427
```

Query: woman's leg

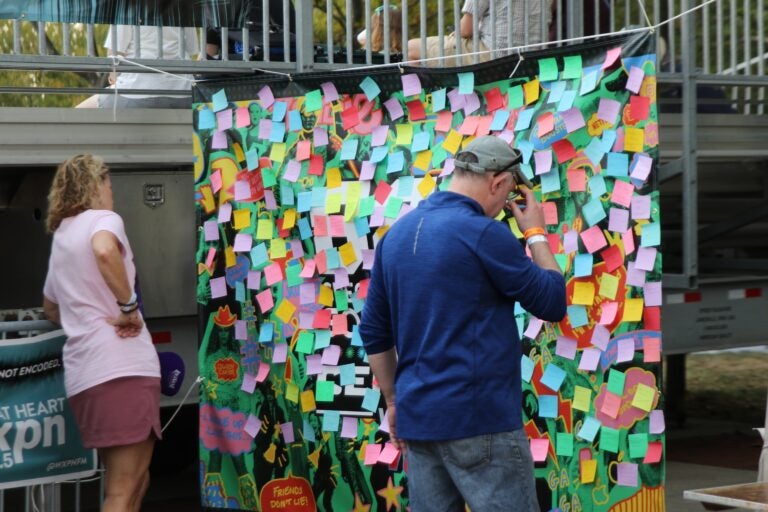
99;437;155;512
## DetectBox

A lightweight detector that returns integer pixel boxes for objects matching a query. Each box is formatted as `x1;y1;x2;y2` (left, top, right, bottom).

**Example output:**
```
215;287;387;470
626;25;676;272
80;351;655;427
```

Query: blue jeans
406;429;538;512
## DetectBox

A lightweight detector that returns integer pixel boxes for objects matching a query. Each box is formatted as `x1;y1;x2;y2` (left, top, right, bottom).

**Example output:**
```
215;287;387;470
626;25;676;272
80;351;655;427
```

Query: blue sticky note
432;88;447;112
539;395;558;418
541;364;566;391
548;81;567;103
303;419;316;442
250;243;269;268
588;174;607;198
514;108;535;131
322;410;340;432
517;140;534;164
412;131;430;152
311;187;327;207
325;248;340;269
212;89;228;112
601;129;617;152
258;322;274;343
370;146;388;163
641;222;661;247
557;90;577;112
397;176;414;198
350;325;363;346
272;101;287;121
297;217;312;240
519;163;534;183
540;168;561;194
245;148;259;170
387;151;405;173
577;416;601;442
197;108;215;129
354;217;370;237
288;110;302;131
361;388;381;412
580;70;599;95
341;139;359;160
567;305;589;328
297;191;312;212
360;76;381;100
280;183;295;206
574;253;594;277
606;152;629;177
521;355;534;383
458;72;474;94
339;363;356;386
269;121;286;142
584;138;605;166
314;330;331;349
235;281;245;302
514;302;526;315
582;197;607;226
490;110;510;131
351;297;365;313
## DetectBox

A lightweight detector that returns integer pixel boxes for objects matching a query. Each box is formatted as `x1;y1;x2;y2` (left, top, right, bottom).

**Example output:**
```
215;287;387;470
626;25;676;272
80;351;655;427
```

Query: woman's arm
43;296;61;326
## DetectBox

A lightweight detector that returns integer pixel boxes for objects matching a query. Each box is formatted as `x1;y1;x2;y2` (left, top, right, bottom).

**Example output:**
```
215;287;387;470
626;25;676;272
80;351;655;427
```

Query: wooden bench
684;482;768;510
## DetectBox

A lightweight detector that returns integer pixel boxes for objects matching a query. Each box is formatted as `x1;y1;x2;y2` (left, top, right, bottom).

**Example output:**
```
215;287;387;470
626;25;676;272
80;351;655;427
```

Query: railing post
295;0;314;72
681;0;699;288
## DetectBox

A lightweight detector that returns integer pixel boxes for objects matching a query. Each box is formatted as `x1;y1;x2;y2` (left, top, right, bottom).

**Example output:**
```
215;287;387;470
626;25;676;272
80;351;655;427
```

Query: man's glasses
493;169;521;202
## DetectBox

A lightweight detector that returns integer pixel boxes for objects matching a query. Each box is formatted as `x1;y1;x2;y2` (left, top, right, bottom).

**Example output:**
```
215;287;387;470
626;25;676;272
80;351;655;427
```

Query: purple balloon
158;351;186;397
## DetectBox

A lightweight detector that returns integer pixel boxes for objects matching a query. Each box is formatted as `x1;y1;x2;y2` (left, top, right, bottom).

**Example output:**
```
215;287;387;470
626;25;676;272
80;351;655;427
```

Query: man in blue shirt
360;135;566;511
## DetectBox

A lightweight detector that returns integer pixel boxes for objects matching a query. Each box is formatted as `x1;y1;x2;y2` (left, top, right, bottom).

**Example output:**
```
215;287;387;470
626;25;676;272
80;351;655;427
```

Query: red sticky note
313;309;332;329
341;106;360;129
630;95;650;120
258;157;272;171
357;278;370;299
537;112;555;136
406;99;426;121
643;441;663;463
552;139;577;164
542;202;558;225
643;336;661;362
374;181;392;205
567;169;586;192
643;306;661;330
484;87;504;112
308;154;324;176
435;110;453;132
547;234;561;254
600;244;623;272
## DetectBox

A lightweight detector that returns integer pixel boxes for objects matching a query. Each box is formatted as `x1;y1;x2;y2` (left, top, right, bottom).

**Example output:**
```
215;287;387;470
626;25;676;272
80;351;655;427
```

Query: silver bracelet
526;234;548;247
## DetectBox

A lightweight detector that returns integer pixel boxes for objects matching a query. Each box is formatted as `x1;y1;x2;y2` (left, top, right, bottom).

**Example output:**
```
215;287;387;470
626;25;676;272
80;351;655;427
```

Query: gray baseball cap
453;136;533;188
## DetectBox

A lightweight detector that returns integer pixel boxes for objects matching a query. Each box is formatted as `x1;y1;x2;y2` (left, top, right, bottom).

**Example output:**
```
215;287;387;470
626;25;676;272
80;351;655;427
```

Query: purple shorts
68;376;162;449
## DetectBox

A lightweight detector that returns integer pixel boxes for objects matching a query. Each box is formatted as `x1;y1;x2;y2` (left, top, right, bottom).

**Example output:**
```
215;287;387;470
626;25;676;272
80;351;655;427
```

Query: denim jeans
406;429;538;512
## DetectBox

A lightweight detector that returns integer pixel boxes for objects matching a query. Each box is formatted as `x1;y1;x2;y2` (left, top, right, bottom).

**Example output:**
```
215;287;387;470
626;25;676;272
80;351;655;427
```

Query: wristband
525;234;548;247
523;227;546;239
120;302;139;314
117;291;137;307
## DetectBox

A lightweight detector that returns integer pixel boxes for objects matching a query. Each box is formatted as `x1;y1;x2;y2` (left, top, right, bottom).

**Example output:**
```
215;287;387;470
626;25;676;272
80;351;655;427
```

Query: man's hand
108;310;143;338
508;187;546;233
386;401;406;452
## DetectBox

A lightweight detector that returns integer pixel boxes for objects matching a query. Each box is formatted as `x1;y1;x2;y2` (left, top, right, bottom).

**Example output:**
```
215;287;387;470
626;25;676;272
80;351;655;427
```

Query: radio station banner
0;330;97;489
193;31;664;511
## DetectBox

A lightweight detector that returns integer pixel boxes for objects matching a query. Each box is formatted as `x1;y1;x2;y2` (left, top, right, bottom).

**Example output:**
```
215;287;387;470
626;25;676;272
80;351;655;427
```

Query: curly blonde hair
46;154;109;233
370;6;402;53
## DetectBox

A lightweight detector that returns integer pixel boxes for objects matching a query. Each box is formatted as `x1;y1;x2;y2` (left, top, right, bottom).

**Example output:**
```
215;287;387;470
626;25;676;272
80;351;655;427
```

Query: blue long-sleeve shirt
360;191;566;441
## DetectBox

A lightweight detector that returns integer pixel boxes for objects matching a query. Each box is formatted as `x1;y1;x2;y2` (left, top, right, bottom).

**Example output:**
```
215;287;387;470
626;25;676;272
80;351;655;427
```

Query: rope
636;0;655;32
161;375;204;433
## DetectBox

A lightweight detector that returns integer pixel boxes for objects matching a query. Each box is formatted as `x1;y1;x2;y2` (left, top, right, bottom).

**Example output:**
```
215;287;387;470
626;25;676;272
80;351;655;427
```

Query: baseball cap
453;136;533;188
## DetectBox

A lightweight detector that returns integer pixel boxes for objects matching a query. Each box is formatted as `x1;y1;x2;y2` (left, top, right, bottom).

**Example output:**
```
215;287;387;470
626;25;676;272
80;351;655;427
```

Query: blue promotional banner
0;330;97;489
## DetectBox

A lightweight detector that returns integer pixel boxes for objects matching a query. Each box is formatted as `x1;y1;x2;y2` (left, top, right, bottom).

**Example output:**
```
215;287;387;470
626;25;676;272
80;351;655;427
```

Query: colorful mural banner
193;31;664;512
0;330;97;489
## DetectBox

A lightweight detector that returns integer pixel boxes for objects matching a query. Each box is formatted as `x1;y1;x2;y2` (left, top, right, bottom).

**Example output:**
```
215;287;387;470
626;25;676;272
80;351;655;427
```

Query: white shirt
462;0;551;56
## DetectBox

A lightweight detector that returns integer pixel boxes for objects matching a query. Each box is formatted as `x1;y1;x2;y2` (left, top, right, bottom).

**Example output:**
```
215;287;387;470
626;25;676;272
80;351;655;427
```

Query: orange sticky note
301;390;317;412
581;459;597;483
523;79;540;104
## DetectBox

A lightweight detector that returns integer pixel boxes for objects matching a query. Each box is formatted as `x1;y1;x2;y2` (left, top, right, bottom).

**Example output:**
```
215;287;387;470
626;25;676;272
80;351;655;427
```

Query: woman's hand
108;310;144;338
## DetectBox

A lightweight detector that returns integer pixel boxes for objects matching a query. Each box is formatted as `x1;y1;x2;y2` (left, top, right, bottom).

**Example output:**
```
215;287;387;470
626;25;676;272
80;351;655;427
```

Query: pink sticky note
542;202;558;225
210;169;223;193
611;180;634;208
523;317;543;339
563;230;579;254
631;194;651;219
561;107;586;133
258;85;275;108
644;442;663;463
217;202;232;223
322;345;341;365
341;416;358;438
597;98;621;124
556;336;578;360
247;270;261;290
537;112;555;136
300;259;316;278
256;361;270;382
244;414;262;438
216;109;233;131
210;276;227;298
306;354;323;375
236;106;251;128
378;443;400;464
622;228;636;255
329;215;345;237
264;262;283;285
281;422;295;443
331;313;348;336
602;47;622;69
635;246;657;271
234;180;251;201
272;343;288;363
296;140;311;161
591;324;610;351
626;66;645;93
534;150;552;175
599;301;618;324
241;372;257;393
617;338;635;363
580;225;608;253
364;443;382;465
283;159;301;182
204;220;219;241
255;289;274;313
530;438;549;462
204;247;217;269
649;409;665;433
321;81;339;102
435;110;453;132
383;98;404;120
233;233;253;252
401;73;422;97
643;336;661;362
616;463;638;487
578;348;601;371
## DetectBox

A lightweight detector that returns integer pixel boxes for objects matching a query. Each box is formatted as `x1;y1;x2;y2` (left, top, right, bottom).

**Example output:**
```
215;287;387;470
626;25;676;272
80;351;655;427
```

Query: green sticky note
357;196;375;218
296;331;314;354
628;433;649;458
538;57;559;82
458;72;474;94
316;380;335;402
554;254;568;273
334;290;349;312
607;369;626;395
556;432;574;456
286;264;303;287
508;85;524;109
600;426;620;453
305;89;323;112
384;197;404;218
563;55;583;80
261;167;277;188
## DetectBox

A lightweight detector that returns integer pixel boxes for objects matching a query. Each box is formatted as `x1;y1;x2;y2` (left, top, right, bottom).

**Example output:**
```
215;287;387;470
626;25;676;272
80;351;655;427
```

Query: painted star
376;476;403;511
351;493;371;512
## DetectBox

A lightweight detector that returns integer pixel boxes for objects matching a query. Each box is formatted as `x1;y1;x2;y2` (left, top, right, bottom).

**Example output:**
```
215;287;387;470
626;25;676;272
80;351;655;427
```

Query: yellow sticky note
524;78;541;104
573;386;592;412
632;383;656;412
507;217;523;238
256;218;273;240
200;186;215;213
274;299;296;323
624;127;645;153
413;150;432;171
375;225;390;238
283;208;297;229
318;285;334;307
572;282;595;306
285;381;299;403
270;238;287;259
581;459;597;483
326;193;342;214
622;297;644;322
339;242;357;266
417;174;437;198
300;390;316;412
232;142;246;164
270;142;287;162
395;124;413;145
344;182;361;222
233;209;251;230
442;130;463;155
225;246;236;268
327;167;342;189
598;273;619;299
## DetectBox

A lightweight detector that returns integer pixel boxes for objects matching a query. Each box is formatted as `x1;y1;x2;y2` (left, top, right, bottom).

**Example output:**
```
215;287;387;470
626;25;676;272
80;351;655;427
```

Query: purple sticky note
360;161;375;181
631;194;651;219
447;88;465;112
383;98;404;120
635;246;657;271
369;205;385;227
306;354;323;375
234;180;251;201
235;320;248;340
216;109;233;131
321;81;339;102
643;281;662;307
322;345;342;366
290;240;304;259
579;348;601;371
258;119;272;139
362;249;375;269
300;282;315;305
233;233;253;252
210;277;227;298
264;189;277;210
591;324;611;351
247;270;261;290
333;267;350;289
272;343;288;363
244;414;262;438
212;131;228;149
463;92;481;115
630;153;653;181
439;158;455;177
617;338;635;363
650;409;665;433
241;372;257;393
626;66;645;93
597;98;621;124
258;85;275;108
298;312;314;330
626;261;647;287
608;207;629;233
562;107;586;133
563;230;579;253
534;150;552;175
341;416;358;438
401;73;422;97
204;220;219;241
371;125;389;147
284;159;301;182
556;336;578;360
616;463;638;487
281;422;295;443
314;126;329;147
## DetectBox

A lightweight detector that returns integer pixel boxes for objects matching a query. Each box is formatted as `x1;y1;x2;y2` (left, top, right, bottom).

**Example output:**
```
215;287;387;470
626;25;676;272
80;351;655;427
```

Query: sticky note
578;348;600;371
457;72;474;94
616;463;638;487
530;438;549;462
274;299;296;323
580;226;608;254
556;336;577;360
581;459;597;483
316;381;335;402
577;416;601;442
523;79;540;104
650;409;665;434
539;395;558;418
600;426;620;453
541;364;566;391
573;386;592;412
538;57;559;81
563;55;582;79
622;297;644;323
632;383;656;411
607;369;626;395
360;76;381;100
555;433;573;457
629;433;649;458
572;281;595;306
644;442;663;463
624;127;645;152
321;410;340;431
